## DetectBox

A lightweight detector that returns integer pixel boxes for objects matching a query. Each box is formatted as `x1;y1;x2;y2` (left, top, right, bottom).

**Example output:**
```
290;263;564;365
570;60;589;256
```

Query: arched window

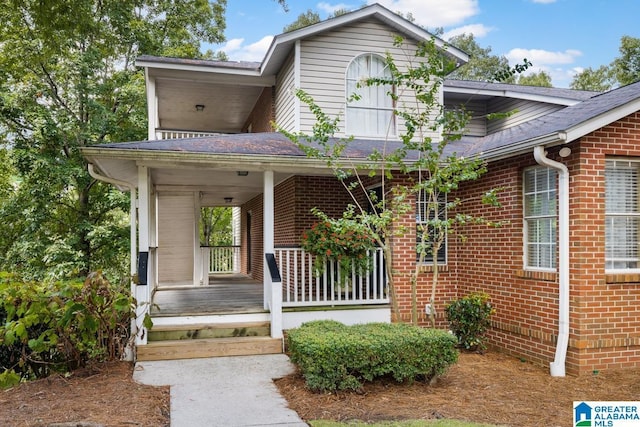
346;53;395;137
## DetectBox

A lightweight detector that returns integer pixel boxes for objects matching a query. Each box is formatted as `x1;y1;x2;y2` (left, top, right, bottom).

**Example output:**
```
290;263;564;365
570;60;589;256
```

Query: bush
445;292;495;351
287;320;458;392
0;271;135;387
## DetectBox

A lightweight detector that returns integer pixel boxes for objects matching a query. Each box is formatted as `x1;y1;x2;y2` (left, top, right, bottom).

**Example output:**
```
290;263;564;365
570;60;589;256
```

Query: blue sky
212;0;640;88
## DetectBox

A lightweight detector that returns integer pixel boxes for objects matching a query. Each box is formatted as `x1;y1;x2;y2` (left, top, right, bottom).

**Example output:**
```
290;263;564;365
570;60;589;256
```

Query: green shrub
287;320;458;392
445;292;495;351
0;271;135;385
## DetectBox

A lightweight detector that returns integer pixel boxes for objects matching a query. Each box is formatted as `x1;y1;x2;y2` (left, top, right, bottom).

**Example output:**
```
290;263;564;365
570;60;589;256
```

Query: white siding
275;51;296;132
487;98;563;134
298;19;440;142
157;193;195;284
446;99;487;137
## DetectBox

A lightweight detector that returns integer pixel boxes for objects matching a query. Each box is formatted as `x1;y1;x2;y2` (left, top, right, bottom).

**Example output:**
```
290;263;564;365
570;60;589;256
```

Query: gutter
88;164;138;359
533;146;569;377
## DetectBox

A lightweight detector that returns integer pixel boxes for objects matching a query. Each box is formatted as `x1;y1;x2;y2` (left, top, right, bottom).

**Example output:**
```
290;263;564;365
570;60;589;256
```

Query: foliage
200;207;233;246
283;6;351;33
282;36;506;326
0;0;229;280
516;70;553;87
445;292;495;351
448;33;515;83
0;271;136;386
300;208;377;278
570;35;640;90
287;320;458;392
570;65;615;92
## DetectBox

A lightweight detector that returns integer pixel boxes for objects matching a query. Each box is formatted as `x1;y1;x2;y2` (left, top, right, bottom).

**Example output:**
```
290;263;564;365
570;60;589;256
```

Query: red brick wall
416;111;640;375
242;87;275;133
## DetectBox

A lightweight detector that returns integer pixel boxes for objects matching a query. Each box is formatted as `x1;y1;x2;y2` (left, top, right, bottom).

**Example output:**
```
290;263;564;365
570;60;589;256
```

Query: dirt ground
1;351;639;427
0;362;169;427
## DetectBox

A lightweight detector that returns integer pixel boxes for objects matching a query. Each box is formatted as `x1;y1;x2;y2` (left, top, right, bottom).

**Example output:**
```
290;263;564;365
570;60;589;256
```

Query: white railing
200;246;240;284
156;129;219;140
275;247;388;307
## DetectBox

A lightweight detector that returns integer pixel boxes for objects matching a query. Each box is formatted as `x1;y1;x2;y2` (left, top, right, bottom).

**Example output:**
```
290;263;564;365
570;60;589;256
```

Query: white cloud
531;0;557;3
221;35;274;62
367;0;479;27
505;48;582;66
442;24;494;40
317;2;354;14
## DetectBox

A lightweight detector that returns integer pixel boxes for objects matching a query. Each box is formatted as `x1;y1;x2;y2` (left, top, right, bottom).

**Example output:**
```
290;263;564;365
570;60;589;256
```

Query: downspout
88;164;138;359
533;146;569;377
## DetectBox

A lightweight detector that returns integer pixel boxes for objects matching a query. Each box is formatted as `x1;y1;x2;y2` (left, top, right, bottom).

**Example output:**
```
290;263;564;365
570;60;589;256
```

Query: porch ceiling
89;157;294;206
149;67;275;134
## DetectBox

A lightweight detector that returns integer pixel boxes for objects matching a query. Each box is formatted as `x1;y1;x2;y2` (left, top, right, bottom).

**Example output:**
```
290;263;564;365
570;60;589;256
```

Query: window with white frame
346;53;395;137
523;167;557;270
416;190;447;263
605;159;640;270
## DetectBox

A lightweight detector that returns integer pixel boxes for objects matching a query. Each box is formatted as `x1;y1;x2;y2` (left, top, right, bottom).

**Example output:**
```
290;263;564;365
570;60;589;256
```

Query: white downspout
533;146;569;377
88;164;138;360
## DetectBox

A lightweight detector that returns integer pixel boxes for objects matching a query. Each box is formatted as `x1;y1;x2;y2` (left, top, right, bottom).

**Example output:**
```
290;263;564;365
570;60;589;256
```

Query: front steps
137;320;283;361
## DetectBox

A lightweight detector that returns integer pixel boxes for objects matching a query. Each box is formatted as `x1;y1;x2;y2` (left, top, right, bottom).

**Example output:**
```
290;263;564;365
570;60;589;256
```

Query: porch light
237;171;249;176
195;104;205;112
558;147;571;158
224;197;233;203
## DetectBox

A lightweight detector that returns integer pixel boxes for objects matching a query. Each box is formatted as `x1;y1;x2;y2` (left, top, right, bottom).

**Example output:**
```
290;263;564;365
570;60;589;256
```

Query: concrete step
147;321;271;341
137;336;284;361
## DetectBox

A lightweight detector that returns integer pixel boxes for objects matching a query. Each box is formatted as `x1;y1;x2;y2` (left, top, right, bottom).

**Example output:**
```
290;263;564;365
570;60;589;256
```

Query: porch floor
151;274;265;317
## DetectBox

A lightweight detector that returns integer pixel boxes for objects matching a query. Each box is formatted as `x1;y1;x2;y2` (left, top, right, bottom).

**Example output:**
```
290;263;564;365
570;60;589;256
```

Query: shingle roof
444;79;597;102
90;82;640;163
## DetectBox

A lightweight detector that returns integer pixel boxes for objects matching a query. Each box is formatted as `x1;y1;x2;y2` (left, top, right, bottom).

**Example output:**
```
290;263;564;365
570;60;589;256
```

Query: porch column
136;165;151;345
193;191;202;286
263;170;282;338
145;70;157;140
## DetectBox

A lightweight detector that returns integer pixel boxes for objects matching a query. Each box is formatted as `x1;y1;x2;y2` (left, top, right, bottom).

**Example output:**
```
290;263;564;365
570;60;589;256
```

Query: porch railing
200;246;240;282
275;247;388;307
156;129;219;140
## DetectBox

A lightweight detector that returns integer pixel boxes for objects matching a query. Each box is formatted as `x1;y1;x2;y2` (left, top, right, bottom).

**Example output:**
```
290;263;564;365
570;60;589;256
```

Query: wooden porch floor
151;274;265;317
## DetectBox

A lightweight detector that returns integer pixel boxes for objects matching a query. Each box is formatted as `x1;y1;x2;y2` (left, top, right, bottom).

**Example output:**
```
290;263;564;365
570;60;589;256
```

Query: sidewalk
133;354;308;427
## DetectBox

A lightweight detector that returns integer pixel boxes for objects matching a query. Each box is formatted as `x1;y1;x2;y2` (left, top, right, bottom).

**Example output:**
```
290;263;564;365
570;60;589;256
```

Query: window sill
516;269;557;282
419;264;449;273
605;273;640;284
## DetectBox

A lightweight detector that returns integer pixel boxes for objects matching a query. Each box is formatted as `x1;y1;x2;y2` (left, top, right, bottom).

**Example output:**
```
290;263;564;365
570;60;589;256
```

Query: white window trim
523;166;558;272
605;158;640;274
416;191;447;265
344;53;396;138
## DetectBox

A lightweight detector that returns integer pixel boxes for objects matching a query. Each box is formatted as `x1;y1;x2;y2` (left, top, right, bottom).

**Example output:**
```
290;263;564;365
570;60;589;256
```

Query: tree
448;33;516;83
0;0;229;280
570;65;614;91
283;9;320;32
612;35;640;86
282;37;503;326
200;207;233;246
516;70;553;87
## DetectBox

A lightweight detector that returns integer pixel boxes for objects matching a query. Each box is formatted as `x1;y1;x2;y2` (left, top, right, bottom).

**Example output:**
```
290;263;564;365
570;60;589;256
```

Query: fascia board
444;86;583;106
561;97;640;142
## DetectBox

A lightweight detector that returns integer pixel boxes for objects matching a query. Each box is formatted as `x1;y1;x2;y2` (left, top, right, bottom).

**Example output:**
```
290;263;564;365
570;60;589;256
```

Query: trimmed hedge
287;320;458;392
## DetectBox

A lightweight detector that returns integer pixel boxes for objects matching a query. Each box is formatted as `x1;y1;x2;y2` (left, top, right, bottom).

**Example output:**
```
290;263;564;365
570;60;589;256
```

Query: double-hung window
605;159;640;271
523;167;557;270
346;53;395;137
416;190;447;263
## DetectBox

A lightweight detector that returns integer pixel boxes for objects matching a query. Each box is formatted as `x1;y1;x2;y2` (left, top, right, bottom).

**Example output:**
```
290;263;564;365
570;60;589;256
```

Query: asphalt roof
89;81;640;163
444;79;597;102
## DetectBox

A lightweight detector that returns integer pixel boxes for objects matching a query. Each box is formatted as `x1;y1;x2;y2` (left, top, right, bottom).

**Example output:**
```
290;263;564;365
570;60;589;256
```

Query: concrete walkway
133;354;308;427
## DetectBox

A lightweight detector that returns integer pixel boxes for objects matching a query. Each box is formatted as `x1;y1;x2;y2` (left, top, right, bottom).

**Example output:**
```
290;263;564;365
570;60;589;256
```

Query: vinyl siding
298;19;441;142
275;51;296;132
157;193;195;284
487;98;564;134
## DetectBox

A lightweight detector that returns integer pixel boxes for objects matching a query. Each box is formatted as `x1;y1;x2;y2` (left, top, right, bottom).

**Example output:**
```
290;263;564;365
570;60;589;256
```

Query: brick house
82;3;640;375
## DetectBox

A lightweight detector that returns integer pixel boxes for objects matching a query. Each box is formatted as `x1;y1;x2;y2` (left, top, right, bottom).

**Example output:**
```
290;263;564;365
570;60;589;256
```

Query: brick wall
417;111;640;375
242;87;275;133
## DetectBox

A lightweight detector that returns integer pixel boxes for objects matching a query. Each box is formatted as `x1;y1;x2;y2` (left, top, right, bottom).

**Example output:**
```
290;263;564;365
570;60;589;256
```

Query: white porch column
136;165;151;345
145;70;157;141
193;191;202;286
263;170;282;338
